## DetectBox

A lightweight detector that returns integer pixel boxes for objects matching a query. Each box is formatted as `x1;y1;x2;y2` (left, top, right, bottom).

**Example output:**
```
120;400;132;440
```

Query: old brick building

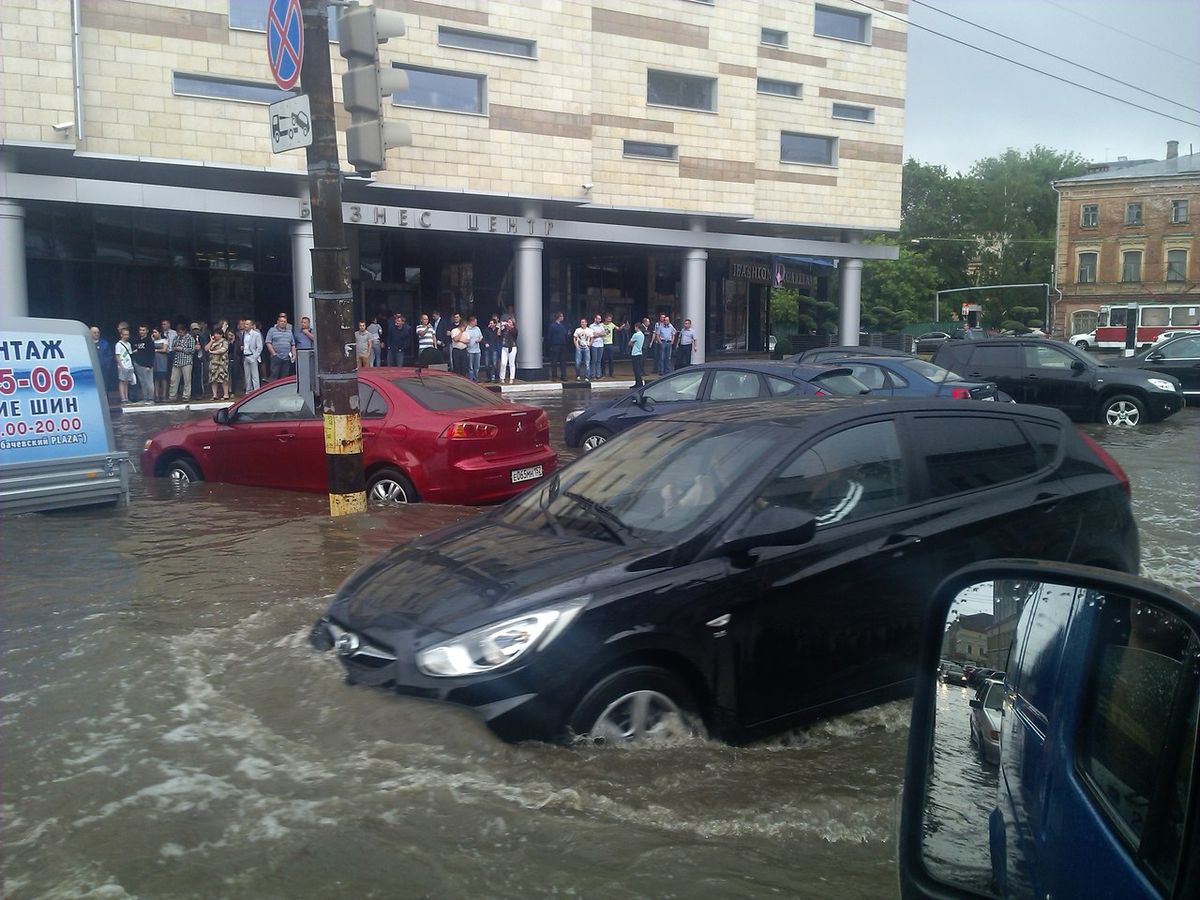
1053;143;1199;341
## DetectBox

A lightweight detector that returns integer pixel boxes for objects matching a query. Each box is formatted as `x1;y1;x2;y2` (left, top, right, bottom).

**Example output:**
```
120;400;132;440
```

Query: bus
1094;302;1200;348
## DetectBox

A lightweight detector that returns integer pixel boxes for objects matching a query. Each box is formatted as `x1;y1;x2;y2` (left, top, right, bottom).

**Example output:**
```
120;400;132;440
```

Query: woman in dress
152;328;170;401
206;329;231;400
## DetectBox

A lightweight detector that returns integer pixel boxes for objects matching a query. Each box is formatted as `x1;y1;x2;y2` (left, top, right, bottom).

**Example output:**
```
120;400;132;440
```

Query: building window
623;140;678;161
1166;249;1187;282
761;28;788;47
172;72;296;105
1077;252;1097;283
229;0;337;39
1171;199;1189;224
781;132;837;166
1125;202;1143;225
393;65;486;114
1080;204;1098;227
1072;309;1098;335
814;5;870;43
647;70;717;111
757;78;802;98
1121;250;1142;282
831;103;874;122
437;27;535;58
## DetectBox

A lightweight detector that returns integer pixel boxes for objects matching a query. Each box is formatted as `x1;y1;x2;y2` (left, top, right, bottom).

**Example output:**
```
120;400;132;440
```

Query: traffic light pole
300;0;366;516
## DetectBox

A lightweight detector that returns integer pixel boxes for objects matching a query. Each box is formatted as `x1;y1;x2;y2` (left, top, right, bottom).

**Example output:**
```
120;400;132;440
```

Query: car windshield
897;357;962;384
497;421;779;542
809;370;872;395
391;375;504;410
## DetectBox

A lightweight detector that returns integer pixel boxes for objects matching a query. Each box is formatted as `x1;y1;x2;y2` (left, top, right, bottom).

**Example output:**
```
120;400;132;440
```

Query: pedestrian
655;314;676;376
265;312;296;381
500;316;519;384
355;321;371;368
629;322;646;388
573;317;592;382
386;312;410;366
241;318;263;393
415;313;439;365
190;322;206;399
546;311;569;381
152;328;170;401
449;314;469;376
225;327;243;396
486;316;503;381
114;325;135;403
295;316;315;352
432;309;450;360
160;319;176;351
464;315;483;381
206;329;230;400
589;315;605;380
366;316;382;366
601;313;616;378
130;323;155;403
676;318;698;369
91;326;117;397
169;320;195;401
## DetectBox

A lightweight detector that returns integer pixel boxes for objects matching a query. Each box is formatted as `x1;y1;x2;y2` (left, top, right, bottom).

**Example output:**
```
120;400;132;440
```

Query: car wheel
164;457;201;484
569;665;705;745
580;428;610;452
1100;393;1146;428
367;467;418;504
1075;340;1089;349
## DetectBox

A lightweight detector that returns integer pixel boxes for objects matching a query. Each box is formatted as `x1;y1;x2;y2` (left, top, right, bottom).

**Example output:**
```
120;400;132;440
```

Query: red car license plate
511;465;543;484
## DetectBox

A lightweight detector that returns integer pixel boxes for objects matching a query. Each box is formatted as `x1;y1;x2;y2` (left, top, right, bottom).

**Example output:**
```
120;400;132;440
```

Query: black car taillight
1078;430;1131;498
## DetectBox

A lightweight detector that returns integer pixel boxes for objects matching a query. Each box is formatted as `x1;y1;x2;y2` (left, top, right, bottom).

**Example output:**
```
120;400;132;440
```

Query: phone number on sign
0;366;75;395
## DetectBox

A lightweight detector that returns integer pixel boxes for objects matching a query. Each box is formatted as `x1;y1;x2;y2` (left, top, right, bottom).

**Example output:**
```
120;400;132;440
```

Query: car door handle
275;431;296;442
883;533;921;552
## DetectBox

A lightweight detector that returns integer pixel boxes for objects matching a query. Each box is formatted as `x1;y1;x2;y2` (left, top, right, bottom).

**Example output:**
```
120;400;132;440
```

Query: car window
755;420;908;527
1020;420;1062;468
910;415;1041;497
392;375;503;410
234;383;316;421
1157;335;1200;359
1077;596;1199;893
970;345;1020;368
983;682;1004;711
358;383;388;418
1024;345;1076;370
767;375;803;397
808;370;871;395
898;357;959;383
644;369;705;403
847;364;887;390
710;371;764;401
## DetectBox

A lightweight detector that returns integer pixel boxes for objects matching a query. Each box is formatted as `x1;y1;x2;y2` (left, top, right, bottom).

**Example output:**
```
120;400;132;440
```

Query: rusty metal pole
300;0;366;516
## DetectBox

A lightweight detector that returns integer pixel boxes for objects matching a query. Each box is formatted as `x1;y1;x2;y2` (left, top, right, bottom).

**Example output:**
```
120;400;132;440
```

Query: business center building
1;0;906;377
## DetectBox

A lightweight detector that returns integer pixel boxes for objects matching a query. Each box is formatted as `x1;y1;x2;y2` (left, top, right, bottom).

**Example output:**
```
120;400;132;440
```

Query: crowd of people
92;307;699;402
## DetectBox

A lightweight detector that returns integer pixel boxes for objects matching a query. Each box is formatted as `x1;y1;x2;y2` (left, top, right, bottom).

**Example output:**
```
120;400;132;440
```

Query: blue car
830;356;1006;402
562;361;870;451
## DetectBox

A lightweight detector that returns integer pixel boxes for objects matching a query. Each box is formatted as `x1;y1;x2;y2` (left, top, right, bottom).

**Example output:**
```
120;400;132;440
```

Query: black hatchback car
311;398;1138;746
933;337;1184;427
562;360;869;451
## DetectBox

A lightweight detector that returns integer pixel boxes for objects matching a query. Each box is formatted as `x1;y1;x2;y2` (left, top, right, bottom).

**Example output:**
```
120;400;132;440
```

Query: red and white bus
1094;302;1200;348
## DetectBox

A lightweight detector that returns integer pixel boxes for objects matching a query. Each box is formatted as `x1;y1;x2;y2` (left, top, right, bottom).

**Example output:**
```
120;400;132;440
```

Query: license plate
511;465;543;484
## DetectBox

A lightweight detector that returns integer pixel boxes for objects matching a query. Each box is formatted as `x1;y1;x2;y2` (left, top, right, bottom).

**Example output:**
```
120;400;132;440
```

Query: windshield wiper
561;491;632;545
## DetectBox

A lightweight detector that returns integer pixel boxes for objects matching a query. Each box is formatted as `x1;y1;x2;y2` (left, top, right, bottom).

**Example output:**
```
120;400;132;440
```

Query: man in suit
241;318;263;392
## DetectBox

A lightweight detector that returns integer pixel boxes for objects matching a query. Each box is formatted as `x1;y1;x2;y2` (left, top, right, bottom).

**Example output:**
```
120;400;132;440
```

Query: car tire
1100;393;1147;428
580;428;611;452
1075;341;1089;349
164;457;201;484
367;467;419;504
568;665;705;745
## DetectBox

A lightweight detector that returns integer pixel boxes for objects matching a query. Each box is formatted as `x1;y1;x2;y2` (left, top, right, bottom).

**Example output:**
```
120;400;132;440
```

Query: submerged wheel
580;428;610;452
1100;393;1146;428
367;467;418;504
164;457;201;484
569;666;705;745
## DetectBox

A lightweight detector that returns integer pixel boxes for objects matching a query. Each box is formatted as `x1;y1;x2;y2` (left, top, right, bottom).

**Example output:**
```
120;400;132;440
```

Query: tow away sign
269;94;313;153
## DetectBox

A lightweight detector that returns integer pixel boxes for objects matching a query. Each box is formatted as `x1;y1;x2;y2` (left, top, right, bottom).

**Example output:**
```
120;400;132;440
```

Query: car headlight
565;409;584;423
1147;378;1176;392
416;597;588;677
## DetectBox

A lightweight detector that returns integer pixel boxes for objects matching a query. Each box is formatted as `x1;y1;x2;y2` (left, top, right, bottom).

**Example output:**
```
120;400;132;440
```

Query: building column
0;198;28;319
291;220;315;326
682;247;707;364
838;234;864;345
515;236;544;380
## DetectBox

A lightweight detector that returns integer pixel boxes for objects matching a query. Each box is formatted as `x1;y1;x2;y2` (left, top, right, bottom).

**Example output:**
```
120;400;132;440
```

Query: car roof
688;360;855;377
792;345;913;358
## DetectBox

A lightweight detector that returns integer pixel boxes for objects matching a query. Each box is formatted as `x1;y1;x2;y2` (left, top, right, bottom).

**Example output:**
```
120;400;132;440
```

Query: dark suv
933;337;1184;427
312;398;1138;747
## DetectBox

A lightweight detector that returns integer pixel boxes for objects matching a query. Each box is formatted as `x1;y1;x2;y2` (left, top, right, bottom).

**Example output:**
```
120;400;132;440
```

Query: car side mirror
214;408;230;425
637;394;655;410
898;561;1200;899
722;506;816;556
1071;359;1087;372
1146;352;1164;361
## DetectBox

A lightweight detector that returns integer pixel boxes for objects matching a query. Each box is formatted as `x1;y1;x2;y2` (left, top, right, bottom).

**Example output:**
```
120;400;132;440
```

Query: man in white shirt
676;318;698;369
573;318;593;382
589;315;606;380
241;318;263;392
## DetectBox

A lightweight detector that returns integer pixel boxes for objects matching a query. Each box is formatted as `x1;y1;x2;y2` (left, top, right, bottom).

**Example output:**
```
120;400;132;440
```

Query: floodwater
2;390;1196;899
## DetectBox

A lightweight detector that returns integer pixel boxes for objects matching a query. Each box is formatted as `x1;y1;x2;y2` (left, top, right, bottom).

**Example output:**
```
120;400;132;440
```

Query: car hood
1093;363;1181;387
325;518;670;635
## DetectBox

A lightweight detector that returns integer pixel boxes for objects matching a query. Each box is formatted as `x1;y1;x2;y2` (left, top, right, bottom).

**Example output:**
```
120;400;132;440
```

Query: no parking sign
267;0;304;90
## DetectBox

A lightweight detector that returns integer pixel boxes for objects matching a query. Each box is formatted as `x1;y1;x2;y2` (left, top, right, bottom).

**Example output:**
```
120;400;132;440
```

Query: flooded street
2;392;1197;899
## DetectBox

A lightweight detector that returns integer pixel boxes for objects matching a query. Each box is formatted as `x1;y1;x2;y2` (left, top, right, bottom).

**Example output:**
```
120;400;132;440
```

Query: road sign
268;93;313;153
267;0;304;90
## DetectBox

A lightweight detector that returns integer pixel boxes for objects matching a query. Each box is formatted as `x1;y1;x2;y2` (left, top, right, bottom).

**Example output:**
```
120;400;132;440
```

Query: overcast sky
902;0;1200;173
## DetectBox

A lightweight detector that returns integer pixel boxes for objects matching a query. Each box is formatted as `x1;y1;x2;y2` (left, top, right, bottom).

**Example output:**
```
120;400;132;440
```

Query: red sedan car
140;369;556;505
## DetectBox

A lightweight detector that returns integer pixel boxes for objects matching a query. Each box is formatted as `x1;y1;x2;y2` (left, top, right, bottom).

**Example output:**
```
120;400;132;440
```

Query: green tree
861;245;941;323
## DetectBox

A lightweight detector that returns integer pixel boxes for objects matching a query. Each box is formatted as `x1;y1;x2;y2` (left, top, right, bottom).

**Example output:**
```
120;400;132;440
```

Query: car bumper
440;447;558;504
138;449;155;477
1151;392;1185;420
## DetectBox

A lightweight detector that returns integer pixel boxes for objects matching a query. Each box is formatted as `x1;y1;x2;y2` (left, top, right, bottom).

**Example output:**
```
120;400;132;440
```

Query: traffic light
338;5;411;175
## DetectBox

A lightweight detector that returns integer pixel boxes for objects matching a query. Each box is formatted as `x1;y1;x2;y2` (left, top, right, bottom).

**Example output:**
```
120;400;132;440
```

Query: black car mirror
898;561;1200;900
1071;359;1087;372
722;505;816;555
214;408;230;425
637;394;656;411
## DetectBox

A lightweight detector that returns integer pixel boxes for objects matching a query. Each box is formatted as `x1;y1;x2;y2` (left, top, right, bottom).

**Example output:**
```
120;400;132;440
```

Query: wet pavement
1;390;1196;899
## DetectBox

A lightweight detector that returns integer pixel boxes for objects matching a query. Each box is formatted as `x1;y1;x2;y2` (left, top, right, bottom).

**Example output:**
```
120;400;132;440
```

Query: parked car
562;361;870;451
899;561;1200;900
1111;332;1200;403
311;398;1137;747
933;337;1184;427
787;345;914;364
914;331;951;353
1070;330;1096;349
831;356;1007;402
140;369;556;504
968;677;1004;765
